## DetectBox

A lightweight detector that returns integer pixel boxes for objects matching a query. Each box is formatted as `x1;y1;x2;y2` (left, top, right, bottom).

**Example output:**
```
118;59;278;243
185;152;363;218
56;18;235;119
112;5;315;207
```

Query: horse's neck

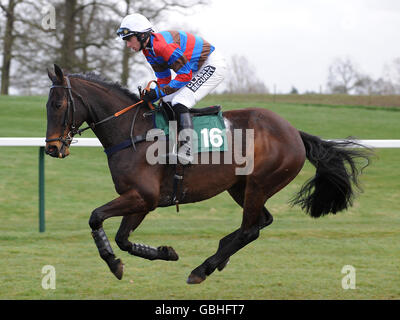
77;80;149;148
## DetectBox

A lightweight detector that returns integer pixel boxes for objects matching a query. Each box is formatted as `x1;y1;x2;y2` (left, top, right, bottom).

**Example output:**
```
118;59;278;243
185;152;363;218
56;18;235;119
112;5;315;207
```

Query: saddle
159;101;221;121
190;105;222;116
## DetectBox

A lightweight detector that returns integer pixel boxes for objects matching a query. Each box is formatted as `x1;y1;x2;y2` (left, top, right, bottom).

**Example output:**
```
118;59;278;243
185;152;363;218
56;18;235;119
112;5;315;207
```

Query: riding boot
164;103;194;164
177;111;194;165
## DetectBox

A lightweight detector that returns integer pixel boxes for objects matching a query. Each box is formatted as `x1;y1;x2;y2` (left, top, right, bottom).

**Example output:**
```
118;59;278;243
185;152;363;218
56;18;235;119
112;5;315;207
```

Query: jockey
117;13;227;164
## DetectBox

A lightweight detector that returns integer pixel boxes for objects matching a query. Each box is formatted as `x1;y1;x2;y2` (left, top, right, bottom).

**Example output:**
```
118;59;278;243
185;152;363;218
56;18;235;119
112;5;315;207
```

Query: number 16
201;128;223;148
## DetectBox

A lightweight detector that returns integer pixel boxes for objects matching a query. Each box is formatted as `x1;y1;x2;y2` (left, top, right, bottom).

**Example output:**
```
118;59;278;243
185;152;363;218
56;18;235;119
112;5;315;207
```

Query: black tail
291;131;372;218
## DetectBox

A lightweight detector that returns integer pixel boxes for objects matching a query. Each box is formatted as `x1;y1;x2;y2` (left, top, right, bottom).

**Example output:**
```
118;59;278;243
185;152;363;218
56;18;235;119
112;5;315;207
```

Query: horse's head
46;64;148;158
45;64;86;158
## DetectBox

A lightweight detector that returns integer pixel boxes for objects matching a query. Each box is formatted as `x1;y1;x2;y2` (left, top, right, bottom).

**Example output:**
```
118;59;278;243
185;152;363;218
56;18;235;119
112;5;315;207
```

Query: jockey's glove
142;88;158;103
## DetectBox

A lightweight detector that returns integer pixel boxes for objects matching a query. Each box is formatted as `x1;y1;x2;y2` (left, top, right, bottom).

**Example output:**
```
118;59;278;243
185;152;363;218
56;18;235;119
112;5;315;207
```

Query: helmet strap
138;32;151;50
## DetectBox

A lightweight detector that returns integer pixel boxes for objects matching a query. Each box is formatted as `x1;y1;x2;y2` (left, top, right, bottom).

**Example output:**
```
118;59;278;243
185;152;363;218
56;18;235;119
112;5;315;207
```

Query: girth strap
103;134;147;157
172;164;185;212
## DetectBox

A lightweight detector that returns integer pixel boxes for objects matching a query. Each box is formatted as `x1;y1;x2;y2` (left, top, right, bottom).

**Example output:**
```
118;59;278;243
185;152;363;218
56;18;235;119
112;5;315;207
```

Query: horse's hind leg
216;207;273;269
215;185;273;272
228;183;273;230
187;182;268;284
115;214;179;261
259;207;274;229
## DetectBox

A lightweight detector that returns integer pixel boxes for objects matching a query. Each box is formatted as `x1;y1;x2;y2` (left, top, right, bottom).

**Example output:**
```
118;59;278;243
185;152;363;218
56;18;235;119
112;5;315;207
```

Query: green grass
0;94;399;300
226;93;400;108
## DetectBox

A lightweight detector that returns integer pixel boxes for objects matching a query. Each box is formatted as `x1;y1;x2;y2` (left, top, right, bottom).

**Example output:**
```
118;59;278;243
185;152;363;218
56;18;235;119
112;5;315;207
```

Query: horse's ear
47;67;56;82
54;64;64;82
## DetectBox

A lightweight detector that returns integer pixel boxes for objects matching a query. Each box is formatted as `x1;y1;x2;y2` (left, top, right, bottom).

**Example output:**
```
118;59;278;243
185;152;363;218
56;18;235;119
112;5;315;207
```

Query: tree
383;57;400;94
4;0;129;94
0;0;23;95
289;86;299;94
4;0;64;94
327;57;362;94
225;54;269;94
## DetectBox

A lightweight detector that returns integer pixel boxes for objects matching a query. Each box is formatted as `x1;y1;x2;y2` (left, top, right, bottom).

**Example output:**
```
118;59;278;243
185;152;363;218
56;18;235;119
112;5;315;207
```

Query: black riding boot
174;104;194;164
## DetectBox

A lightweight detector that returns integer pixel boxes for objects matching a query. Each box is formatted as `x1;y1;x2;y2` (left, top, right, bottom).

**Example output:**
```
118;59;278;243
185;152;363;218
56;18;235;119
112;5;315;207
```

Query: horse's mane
68;72;140;101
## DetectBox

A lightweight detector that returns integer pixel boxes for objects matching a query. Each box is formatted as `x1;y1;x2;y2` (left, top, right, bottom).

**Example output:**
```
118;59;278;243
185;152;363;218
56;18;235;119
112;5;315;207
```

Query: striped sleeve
152;64;172;88
154;39;193;96
144;52;171;88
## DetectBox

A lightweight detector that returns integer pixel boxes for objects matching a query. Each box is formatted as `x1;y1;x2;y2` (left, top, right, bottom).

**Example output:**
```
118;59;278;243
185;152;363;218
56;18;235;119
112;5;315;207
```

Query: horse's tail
291;131;372;218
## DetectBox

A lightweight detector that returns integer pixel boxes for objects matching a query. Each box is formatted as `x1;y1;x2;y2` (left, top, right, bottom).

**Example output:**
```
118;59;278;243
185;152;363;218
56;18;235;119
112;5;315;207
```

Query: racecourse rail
1;137;400;232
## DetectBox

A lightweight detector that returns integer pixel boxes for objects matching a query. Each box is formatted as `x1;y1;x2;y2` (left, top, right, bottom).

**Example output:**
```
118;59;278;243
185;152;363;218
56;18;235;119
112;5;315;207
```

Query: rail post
39;146;45;232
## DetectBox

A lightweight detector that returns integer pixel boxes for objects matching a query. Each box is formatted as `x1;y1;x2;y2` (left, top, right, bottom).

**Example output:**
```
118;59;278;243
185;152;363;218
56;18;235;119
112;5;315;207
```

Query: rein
46;76;156;147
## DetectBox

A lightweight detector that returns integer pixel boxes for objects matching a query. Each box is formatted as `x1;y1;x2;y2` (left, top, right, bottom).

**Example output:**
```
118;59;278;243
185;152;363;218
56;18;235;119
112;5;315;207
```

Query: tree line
0;0;208;95
326;56;400;95
1;1;399;96
1;0;269;96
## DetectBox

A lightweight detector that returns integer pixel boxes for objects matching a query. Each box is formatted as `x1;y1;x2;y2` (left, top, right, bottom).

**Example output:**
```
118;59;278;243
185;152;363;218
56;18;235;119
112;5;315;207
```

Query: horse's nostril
46;145;59;157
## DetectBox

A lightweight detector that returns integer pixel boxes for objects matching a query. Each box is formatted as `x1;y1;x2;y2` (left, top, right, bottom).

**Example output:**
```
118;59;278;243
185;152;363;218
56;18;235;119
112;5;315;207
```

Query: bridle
46;76;80;147
46;76;155;149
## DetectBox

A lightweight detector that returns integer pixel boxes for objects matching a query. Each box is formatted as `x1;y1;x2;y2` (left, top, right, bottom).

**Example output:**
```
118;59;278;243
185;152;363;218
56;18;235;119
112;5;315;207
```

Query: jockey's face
126;36;142;52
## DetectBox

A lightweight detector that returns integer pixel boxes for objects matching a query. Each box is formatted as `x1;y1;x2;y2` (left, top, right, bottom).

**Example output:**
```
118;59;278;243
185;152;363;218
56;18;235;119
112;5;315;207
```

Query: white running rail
1;138;400;148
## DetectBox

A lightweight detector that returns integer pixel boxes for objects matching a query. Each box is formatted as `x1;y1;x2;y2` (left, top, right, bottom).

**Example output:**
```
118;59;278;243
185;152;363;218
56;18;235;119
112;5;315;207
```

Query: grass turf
0;94;399;299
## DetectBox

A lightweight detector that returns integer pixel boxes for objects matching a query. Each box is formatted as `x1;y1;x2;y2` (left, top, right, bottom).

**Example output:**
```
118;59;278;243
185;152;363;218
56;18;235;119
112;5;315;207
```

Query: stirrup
177;152;193;164
177;144;193;164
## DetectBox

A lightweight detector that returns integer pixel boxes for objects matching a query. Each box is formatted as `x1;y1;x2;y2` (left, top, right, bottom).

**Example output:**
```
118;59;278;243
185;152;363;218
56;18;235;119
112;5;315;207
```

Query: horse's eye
54;102;62;109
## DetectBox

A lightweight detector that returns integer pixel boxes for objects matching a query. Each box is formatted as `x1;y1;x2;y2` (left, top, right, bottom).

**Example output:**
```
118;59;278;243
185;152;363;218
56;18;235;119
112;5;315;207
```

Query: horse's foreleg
115;214;179;261
88;190;150;280
91;228;124;280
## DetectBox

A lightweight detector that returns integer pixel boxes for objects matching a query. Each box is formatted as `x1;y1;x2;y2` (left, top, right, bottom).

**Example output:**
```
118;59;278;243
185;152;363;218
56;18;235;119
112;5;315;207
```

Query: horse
45;64;371;284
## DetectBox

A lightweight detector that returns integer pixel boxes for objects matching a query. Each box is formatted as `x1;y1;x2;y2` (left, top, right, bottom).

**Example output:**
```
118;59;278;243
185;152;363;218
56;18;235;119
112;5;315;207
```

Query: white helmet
116;13;154;40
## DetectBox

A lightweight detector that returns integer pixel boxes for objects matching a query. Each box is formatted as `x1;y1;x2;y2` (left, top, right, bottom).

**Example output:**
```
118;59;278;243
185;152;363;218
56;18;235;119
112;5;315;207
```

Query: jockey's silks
142;31;215;98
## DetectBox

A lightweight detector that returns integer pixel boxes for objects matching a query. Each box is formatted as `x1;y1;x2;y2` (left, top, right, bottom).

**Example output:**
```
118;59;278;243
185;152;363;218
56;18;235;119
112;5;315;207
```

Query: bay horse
45;64;371;284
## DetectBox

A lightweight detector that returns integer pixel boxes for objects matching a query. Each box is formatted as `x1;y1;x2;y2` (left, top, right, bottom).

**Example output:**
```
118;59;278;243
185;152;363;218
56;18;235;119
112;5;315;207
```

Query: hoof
217;258;230;272
186;272;206;285
158;246;179;261
109;258;124;280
